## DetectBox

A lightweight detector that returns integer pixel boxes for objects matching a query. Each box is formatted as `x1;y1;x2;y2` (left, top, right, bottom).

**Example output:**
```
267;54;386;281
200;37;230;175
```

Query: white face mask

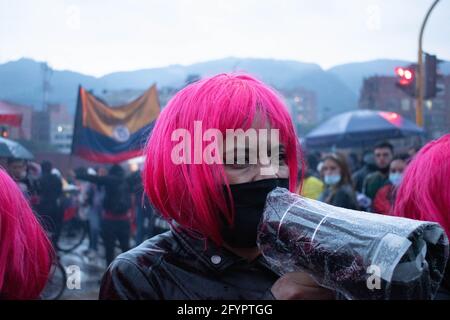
324;174;341;186
389;173;403;186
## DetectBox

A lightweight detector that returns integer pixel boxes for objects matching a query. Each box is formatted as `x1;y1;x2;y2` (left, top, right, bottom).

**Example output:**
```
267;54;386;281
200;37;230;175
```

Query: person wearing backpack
76;164;132;266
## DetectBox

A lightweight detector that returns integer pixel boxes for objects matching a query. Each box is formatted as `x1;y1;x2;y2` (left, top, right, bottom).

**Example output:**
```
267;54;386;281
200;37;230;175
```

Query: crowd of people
0;72;449;300
73;164;168;266
299;140;414;216
2;158;169;269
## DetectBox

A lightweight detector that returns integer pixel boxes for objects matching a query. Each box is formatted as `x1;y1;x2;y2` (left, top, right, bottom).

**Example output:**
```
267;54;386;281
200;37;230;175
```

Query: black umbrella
305;110;424;148
0;137;34;160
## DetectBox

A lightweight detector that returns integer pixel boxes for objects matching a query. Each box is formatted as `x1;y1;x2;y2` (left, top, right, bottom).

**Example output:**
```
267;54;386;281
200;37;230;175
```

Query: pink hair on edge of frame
392;134;450;238
0;168;53;299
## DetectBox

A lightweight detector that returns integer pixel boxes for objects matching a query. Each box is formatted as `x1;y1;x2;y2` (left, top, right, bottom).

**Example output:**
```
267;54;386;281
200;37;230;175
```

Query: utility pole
416;0;440;127
41;62;52;111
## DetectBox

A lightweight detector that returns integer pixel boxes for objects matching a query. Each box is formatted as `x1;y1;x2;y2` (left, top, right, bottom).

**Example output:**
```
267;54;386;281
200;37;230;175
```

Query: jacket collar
171;227;273;274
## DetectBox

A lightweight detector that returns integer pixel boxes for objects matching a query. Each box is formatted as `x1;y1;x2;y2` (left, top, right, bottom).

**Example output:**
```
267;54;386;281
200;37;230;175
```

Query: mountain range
1;57;449;119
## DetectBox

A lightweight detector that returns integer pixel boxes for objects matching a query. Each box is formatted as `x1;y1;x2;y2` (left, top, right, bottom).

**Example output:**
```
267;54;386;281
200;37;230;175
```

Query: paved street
43;239;108;300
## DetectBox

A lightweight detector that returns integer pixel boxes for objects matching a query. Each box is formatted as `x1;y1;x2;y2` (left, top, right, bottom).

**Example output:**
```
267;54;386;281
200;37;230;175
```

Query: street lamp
416;0;440;127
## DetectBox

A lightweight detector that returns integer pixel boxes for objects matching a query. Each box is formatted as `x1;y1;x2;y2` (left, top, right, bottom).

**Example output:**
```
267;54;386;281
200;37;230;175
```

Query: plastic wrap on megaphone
257;187;449;300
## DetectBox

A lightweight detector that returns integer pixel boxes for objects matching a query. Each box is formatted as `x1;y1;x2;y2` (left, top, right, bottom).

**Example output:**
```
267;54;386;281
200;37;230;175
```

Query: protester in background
0;168;53;299
76;164;132;266
37;161;63;247
128;168;147;245
317;160;324;177
351;152;377;211
6;158;37;198
89;167;106;257
319;153;358;210
127;166;167;242
6;158;27;187
347;152;360;173
362;141;394;200
392;134;450;299
25;162;42;210
127;168;164;243
79;168;103;259
352;151;377;193
99;73;334;300
299;153;324;200
372;155;408;215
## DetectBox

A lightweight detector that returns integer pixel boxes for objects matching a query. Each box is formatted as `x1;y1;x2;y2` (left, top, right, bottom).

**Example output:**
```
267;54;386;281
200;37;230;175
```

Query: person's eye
225;155;251;169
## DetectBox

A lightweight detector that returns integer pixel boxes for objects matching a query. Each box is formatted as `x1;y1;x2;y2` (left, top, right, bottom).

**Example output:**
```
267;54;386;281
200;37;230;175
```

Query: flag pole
69;85;82;172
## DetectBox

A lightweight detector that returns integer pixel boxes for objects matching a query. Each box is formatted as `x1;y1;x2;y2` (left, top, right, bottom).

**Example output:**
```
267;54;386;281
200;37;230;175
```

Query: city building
31;104;74;153
279;87;318;135
48;104;74;153
358;75;450;138
0;100;33;140
359;76;416;119
31;110;50;143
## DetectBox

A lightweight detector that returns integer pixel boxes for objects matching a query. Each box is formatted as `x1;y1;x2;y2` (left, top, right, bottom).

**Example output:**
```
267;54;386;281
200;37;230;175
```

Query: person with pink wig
99;73;335;300
392;134;450;299
0;168;53;299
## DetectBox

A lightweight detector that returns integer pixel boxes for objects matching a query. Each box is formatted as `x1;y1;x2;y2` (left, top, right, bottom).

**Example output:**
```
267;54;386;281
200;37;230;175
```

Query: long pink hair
392;134;450;237
0;168;53;299
143;73;301;245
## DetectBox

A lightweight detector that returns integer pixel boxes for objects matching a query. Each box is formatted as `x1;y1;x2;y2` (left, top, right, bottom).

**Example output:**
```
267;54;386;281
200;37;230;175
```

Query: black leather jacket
99;229;279;299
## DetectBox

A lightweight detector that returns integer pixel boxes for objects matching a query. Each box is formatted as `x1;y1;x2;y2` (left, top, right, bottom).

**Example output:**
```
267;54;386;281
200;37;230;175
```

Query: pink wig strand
0;168;53;299
143;73;302;245
392;134;450;238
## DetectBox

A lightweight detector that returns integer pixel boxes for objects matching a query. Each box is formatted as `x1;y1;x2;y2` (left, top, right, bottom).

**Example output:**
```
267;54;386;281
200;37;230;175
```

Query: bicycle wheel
57;218;87;253
40;260;67;300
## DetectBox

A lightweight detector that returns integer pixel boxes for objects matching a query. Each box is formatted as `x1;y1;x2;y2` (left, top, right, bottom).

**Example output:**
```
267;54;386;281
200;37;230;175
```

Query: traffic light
424;53;443;99
0;126;9;138
395;64;417;97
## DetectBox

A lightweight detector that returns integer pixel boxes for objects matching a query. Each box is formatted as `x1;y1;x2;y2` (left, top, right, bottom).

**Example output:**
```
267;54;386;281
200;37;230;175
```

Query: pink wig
392;134;450;238
143;73;301;245
0;168;53;299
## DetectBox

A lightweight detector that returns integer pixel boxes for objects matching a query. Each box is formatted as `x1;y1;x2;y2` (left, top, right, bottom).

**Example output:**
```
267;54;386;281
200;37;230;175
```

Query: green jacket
362;171;389;200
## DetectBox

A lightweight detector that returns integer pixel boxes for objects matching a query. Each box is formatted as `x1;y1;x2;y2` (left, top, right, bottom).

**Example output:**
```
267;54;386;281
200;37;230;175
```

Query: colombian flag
71;85;160;163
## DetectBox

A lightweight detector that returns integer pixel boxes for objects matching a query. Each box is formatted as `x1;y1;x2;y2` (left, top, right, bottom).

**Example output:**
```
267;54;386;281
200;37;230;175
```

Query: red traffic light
404;69;413;80
395;66;415;86
395;67;405;77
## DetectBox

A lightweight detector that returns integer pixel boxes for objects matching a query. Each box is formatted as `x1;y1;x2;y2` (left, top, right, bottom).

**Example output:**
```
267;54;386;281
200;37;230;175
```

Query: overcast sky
0;0;449;76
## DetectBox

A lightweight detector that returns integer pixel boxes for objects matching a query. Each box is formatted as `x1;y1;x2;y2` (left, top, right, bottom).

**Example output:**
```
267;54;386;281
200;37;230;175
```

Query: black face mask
221;178;289;248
